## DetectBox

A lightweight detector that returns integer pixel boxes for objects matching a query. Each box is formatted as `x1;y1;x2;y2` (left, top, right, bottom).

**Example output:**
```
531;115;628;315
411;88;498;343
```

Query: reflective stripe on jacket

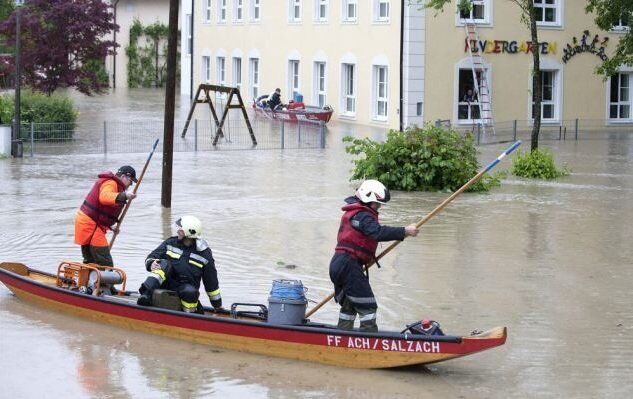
335;202;379;264
79;172;126;228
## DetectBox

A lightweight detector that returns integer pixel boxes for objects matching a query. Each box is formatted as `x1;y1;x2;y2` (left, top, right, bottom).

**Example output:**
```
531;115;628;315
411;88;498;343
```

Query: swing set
180;84;257;146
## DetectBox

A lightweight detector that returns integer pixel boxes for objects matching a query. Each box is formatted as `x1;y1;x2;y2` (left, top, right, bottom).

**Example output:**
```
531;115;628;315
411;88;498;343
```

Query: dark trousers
81;245;113;266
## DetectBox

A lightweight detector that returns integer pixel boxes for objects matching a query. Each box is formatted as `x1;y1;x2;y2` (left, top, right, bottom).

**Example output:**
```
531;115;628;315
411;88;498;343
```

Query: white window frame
372;65;388;121
313;62;327;107
373;0;390;23
314;0;328;23
217;0;227;23
216;56;226;85
251;0;261;22
203;0;212;23
456;68;486;124
289;0;302;23
529;69;561;123
608;72;632;122
612;14;630;32
185;14;193;56
202;55;211;83
288;60;301;100
456;0;491;25
342;0;357;23
341;63;356;116
232;57;242;91
249;58;260;100
234;0;244;22
534;0;562;27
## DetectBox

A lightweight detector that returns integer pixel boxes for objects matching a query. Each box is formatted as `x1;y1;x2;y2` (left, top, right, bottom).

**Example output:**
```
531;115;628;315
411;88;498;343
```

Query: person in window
267;88;283;110
137;215;222;313
462;88;478;103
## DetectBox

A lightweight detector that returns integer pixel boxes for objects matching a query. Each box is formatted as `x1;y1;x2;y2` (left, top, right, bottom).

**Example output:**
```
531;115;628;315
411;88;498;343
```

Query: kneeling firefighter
137;216;223;312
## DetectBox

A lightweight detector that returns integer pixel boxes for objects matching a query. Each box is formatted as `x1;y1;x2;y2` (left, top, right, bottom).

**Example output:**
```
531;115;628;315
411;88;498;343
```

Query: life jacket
335;202;379;264
287;101;305;110
79;172;126;228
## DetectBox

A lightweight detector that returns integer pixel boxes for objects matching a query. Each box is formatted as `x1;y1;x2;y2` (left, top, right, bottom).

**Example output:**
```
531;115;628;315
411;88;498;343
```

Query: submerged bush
512;148;569;179
343;124;501;192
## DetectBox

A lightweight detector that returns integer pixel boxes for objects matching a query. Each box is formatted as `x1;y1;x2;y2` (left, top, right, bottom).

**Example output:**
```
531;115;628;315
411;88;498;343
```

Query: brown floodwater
1;89;632;398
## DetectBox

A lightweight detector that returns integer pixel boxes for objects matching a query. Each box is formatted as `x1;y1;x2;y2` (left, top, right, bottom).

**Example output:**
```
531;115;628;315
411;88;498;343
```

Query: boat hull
252;104;333;124
0;263;506;369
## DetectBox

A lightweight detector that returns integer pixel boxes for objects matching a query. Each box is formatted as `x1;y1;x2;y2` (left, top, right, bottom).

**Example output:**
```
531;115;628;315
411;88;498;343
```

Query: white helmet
355;180;391;204
175;215;203;239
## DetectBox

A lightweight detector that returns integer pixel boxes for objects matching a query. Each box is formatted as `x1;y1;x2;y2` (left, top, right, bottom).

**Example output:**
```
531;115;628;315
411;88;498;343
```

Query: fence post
281;120;285;149
103;121;107;155
558;125;562;140
476;123;481;145
513;120;517;141
319;121;325;149
435;119;440;127
30;122;34;157
194;119;198;152
563;126;567;140
575;118;579;140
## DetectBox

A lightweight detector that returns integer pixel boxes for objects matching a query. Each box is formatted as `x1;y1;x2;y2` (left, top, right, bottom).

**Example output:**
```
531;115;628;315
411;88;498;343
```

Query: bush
511;148;569;179
344;124;501;192
0;90;76;139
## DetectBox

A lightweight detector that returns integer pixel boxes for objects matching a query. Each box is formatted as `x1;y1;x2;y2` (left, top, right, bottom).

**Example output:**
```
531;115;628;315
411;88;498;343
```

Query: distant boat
0;261;507;369
253;95;334;124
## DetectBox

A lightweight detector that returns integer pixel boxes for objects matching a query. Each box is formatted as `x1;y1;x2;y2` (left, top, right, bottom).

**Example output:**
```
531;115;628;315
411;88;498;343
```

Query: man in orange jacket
74;165;137;266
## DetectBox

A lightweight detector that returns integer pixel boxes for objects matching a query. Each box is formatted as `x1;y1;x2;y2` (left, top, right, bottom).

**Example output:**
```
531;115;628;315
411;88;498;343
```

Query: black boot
137;278;160;306
137;293;152;306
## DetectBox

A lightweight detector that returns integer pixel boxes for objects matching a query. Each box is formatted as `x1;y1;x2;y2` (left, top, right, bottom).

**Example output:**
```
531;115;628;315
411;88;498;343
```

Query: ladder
463;20;495;135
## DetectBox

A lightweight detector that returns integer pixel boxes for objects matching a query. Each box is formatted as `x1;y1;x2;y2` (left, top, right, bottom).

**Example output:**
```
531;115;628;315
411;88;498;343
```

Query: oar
305;140;522;318
109;138;160;248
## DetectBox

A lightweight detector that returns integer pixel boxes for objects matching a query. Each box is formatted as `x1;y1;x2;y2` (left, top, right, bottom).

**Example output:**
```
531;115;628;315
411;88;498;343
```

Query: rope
269;279;306;301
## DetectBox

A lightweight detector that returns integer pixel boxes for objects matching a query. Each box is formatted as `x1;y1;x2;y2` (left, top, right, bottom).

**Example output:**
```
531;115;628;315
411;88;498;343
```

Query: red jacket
79;172;126;228
335;202;379;263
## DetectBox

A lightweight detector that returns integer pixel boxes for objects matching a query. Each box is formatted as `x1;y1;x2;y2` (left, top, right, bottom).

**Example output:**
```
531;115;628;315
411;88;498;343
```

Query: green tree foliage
586;0;633;76
126;19;173;88
344;125;501;192
0;90;76;138
512;148;569;179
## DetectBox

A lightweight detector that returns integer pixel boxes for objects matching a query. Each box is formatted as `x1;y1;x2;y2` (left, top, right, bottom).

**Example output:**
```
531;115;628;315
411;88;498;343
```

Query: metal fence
16;116;327;156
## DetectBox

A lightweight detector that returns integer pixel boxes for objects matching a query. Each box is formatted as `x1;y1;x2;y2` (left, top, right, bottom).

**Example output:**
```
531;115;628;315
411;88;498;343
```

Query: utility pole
161;0;178;207
12;7;22;157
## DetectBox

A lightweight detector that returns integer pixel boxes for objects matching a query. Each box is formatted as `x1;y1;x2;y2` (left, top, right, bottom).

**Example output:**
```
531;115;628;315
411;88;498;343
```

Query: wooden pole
161;0;179;208
305;141;522;318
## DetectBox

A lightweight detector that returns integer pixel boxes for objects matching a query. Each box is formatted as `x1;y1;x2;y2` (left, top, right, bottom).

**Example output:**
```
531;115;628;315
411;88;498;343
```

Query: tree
421;0;543;151
586;0;633;77
0;0;119;95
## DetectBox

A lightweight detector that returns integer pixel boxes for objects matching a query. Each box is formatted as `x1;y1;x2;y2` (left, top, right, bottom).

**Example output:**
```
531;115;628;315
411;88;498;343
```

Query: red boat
253;95;334;124
0;261;507;369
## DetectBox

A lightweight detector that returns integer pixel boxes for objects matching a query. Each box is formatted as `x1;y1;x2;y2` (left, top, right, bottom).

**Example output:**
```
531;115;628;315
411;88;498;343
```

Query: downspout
190;0;194;99
399;0;405;131
113;0;120;89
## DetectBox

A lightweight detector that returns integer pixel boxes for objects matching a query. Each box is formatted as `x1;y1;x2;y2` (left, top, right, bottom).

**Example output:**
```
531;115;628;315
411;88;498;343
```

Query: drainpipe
112;0;120;89
190;0;194;99
399;0;405;132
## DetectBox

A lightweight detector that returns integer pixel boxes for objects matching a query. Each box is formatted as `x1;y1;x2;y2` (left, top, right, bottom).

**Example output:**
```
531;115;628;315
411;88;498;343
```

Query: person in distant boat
74;165;137;266
267;88;283;110
329;180;419;332
137;215;223;313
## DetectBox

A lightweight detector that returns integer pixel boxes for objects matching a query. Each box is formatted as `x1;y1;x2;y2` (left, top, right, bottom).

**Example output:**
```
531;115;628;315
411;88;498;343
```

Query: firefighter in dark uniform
137;215;223;312
329;180;419;331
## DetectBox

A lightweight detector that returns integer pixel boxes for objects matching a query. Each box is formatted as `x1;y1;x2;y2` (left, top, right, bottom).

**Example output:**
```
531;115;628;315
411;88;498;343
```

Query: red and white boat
252;95;334;124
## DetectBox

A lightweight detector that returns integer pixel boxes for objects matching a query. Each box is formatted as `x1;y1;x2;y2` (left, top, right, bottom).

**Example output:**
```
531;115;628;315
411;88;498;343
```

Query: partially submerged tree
422;0;543;151
0;0;118;95
586;0;633;77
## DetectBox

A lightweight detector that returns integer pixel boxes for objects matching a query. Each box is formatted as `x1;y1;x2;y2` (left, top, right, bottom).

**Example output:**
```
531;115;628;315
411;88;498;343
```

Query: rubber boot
137;277;160;306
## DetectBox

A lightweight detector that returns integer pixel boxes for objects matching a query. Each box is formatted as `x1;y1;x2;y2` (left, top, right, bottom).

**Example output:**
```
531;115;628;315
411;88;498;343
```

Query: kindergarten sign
464;38;557;55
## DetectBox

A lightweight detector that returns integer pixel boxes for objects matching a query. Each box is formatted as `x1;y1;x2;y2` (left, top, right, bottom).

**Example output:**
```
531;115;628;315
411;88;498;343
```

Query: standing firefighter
329;180;419;331
137;215;223;313
74;166;137;266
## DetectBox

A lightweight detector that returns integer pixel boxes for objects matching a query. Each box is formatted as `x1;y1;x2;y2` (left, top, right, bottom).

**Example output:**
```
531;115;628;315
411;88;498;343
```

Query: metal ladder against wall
463;21;495;135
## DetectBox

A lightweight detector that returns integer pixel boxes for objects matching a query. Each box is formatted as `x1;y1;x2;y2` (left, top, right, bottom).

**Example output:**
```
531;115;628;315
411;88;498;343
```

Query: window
342;0;357;22
249;58;260;99
374;0;389;22
373;66;388;120
613;14;630;31
217;57;226;85
218;0;227;23
342;63;356;115
609;73;631;120
289;0;302;22
315;0;328;22
458;0;488;23
534;0;560;26
288;60;300;100
314;62;327;107
457;69;483;121
203;0;212;23
532;70;558;121
251;0;261;22
185;14;193;56
202;56;211;83
233;57;242;90
234;0;244;22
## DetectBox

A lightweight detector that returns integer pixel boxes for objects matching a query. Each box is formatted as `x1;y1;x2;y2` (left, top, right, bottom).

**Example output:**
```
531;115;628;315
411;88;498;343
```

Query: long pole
12;8;21;156
110;139;160;248
305;141;522;318
161;0;179;208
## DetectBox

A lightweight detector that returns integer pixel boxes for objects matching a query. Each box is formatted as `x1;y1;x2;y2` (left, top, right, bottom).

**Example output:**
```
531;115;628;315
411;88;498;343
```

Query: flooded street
1;89;632;398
